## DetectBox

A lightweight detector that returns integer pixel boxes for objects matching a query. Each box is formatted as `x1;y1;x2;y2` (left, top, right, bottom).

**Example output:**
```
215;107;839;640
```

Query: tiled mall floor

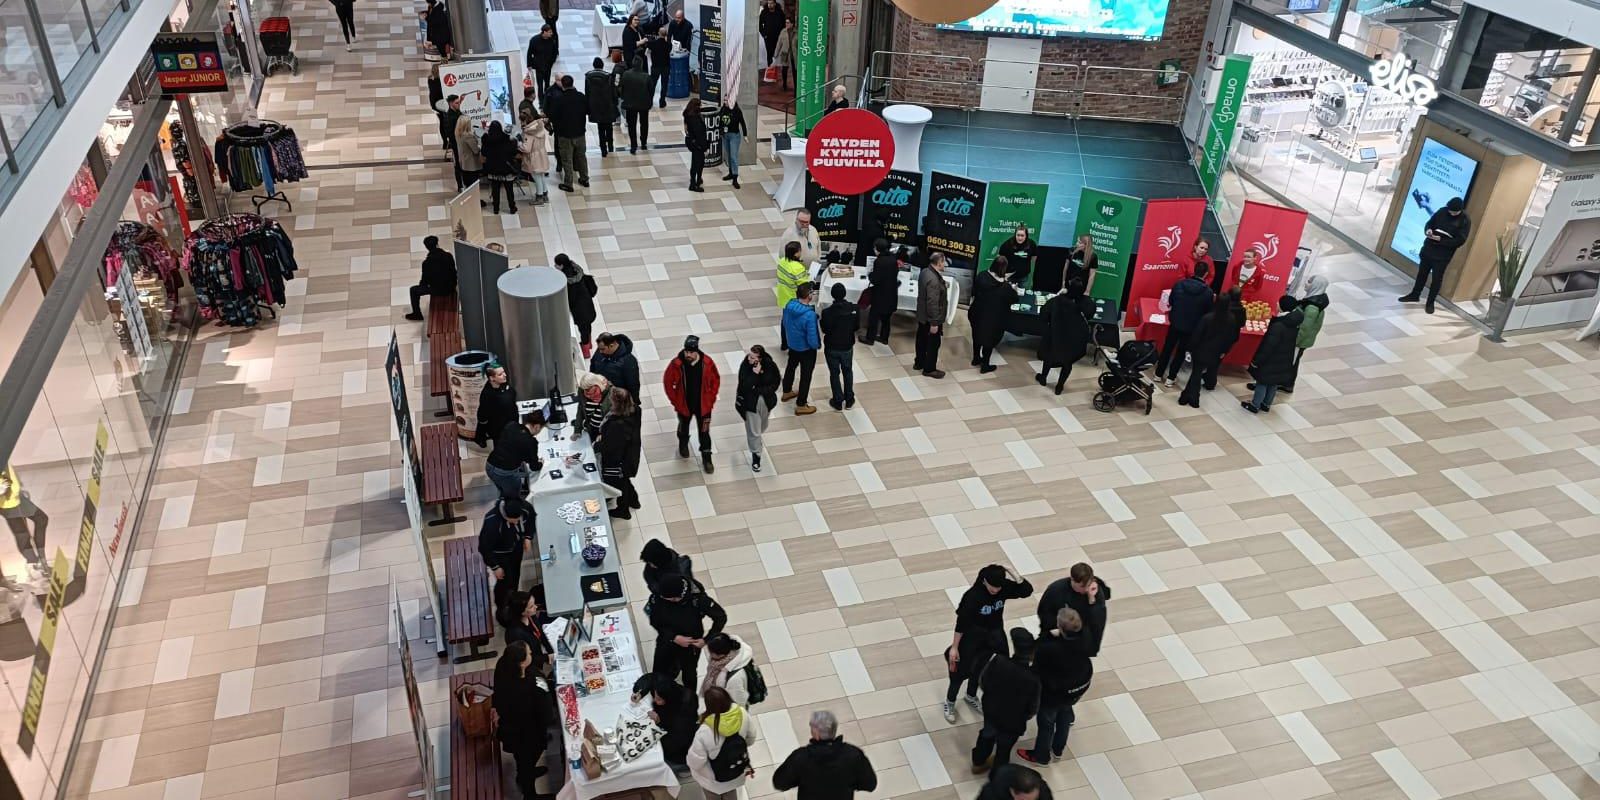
62;1;1600;798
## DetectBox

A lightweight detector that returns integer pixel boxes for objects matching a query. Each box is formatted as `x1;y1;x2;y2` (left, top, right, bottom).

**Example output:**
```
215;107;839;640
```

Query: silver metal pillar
452;0;491;54
497;266;575;400
1559;50;1600;144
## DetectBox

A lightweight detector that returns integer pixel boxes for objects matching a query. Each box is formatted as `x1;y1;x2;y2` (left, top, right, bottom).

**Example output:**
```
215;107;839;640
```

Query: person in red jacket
663;335;721;474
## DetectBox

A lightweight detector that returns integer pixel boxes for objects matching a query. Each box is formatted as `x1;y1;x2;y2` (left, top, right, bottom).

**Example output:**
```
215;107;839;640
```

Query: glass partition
0;0;57;150
37;0;97;82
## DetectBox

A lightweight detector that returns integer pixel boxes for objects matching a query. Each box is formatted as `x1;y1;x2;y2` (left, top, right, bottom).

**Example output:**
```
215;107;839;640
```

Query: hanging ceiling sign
151;33;229;94
1369;54;1437;112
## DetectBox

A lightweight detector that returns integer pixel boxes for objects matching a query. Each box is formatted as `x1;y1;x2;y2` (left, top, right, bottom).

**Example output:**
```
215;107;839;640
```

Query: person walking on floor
517;109;551;205
422;0;453;58
647;573;728;689
977;765;1054;800
1243;294;1303;414
719;100;748;189
591;332;641;400
772;710;878;800
1034;562;1111;654
453;111;482;192
649;26;671;107
1400;196;1470;314
687;687;759;800
477;497;533;609
555;254;598;357
701;633;757;707
915;252;950;379
663;335;720;474
492;641;553;800
1178;288;1243;408
1035;278;1089;395
548;75;589;192
621;58;653;153
485;409;545;499
539;0;558;26
331;0;357;48
735;345;779;473
969;256;1017;373
1155;261;1213;387
527;24;558;105
971;628;1040;774
1017;609;1093;765
775;240;809;349
585;57;618;156
480;120;520;215
405;234;457;321
1279;274;1328;393
944;564;1033;723
781;283;821;415
596;387;643;519
774;19;795;90
759;0;785;68
820;282;858;410
474;362;517;448
684;98;709;191
861;239;900;345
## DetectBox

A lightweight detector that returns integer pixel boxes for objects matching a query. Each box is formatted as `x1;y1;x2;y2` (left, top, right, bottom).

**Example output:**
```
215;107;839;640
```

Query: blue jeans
724;132;742;176
486;462;530;499
1252;382;1278;409
825;349;854;406
1028;703;1075;763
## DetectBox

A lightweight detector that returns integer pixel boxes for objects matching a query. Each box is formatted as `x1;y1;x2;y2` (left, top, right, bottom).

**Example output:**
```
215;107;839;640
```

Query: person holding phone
1400;196;1470;314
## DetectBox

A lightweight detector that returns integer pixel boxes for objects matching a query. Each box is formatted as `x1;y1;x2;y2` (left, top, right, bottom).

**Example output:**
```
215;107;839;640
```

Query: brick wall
887;0;1208;122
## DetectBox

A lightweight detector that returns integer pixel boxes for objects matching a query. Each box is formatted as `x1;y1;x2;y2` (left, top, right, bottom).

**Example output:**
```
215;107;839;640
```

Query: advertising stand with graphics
1072;187;1141;303
699;4;722;104
1125;198;1209;325
924;171;987;270
1198;54;1251;202
394;580;438;799
979;182;1051;287
805;109;894;194
863;170;924;244
794;0;829;134
387;333;448;655
805;175;861;242
448;182;486;245
439;55;519;130
1510;168;1600;333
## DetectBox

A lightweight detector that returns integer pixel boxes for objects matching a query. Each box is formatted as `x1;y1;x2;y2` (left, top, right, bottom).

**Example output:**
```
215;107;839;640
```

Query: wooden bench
419;421;467;527
444;537;496;663
428;293;462;418
450;670;504;799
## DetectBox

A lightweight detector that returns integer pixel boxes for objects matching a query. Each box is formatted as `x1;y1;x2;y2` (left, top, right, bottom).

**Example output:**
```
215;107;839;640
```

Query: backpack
740;663;768;705
708;731;751;782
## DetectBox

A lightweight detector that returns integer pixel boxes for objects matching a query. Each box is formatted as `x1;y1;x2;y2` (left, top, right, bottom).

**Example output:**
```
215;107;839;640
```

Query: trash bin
703;105;724;168
668;50;691;99
446;350;497;440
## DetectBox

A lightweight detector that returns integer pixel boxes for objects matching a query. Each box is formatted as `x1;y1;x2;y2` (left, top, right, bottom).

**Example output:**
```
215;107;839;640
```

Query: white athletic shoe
942;700;957;723
963;693;981;713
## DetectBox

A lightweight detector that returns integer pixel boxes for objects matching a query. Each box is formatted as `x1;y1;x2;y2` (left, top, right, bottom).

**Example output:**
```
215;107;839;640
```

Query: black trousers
652;70;667;105
1410;256;1449;304
506;736;547;798
763;33;779;65
1039;361;1073;391
653;638;699;688
676;410;712;453
604;471;639;512
335;4;356;41
534;68;552;105
489;179;516;212
626;109;650;150
972;724;1019;770
595;121;614;154
5;506;46;564
1155;328;1193;379
866;308;892;343
576;319;592;345
945;650;993;701
914;322;942;371
1283;347;1306;391
783;349;817;405
688;149;705;187
975;343;996;368
491;553;522;610
1179;357;1222;405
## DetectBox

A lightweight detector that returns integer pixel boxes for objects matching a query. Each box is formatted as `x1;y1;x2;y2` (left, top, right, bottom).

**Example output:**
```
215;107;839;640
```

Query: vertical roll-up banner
1074;187;1142;303
805;173;860;242
924;171;986;267
1125;197;1209;325
795;0;829;135
979;181;1050;285
723;0;745;105
1226;200;1309;309
699;4;722;104
1198;54;1252;203
863;170;924;244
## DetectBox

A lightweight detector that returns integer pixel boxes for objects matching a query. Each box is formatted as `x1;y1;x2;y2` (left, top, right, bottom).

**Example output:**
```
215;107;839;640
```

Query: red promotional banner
1123;198;1209;325
806;109;895;196
1224;200;1308;311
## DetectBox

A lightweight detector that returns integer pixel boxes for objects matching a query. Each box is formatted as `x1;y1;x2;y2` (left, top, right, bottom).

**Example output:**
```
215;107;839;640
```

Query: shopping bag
764;65;780;83
581;739;606;778
454;683;495;738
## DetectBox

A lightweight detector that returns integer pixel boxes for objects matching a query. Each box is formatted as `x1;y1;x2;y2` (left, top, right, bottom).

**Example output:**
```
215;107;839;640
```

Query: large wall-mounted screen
936;1;1171;42
1390;138;1480;264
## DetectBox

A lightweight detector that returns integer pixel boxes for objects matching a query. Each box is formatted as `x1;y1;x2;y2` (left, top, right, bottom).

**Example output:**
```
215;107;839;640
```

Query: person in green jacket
775;240;809;350
1283;274;1328;394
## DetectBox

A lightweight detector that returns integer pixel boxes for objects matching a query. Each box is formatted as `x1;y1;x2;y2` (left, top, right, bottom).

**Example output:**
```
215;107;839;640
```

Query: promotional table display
520;399;626;616
1124;197;1208;325
816;262;960;325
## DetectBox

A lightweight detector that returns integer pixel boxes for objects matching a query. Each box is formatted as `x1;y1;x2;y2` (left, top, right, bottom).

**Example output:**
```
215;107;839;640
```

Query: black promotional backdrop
805;174;860;242
862;170;923;245
923;171;986;269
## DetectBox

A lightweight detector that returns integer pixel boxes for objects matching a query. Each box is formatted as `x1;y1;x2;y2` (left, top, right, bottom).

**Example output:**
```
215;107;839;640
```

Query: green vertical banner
978;181;1050;283
794;0;829;135
1074;186;1142;303
1197;54;1252;202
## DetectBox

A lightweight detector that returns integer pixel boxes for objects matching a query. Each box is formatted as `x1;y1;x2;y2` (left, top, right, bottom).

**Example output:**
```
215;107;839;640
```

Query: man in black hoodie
526;24;558;104
1400;195;1471;314
820;282;859;411
647;573;727;690
1155;262;1213;387
639;538;692;594
647;26;671;107
1019;608;1094;765
405;235;458;321
976;765;1054;800
547;74;589;192
477;497;533;609
972;628;1040;774
1034;562;1110;656
773;710;878;800
633;673;697;775
589;332;641;399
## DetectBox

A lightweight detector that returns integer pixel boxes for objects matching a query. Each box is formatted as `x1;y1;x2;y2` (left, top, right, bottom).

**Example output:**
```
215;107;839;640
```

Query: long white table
814;262;960;325
595;3;627;51
518;399;623;616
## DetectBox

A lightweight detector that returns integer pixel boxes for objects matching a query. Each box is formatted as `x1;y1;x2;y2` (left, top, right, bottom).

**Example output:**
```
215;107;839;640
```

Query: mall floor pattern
55;1;1600;798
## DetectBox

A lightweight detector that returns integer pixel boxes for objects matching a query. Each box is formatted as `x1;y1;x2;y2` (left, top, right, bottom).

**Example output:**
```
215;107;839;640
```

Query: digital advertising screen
1390;138;1479;264
937;0;1171;41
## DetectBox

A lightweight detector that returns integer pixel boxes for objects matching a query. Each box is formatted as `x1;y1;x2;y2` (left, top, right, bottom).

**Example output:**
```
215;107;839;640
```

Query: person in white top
787;209;822;267
700;633;755;707
687;687;759;800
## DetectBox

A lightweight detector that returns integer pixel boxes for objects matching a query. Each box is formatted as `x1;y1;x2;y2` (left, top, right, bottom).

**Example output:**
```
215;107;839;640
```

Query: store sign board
1226;200;1309;309
1514;169;1600;332
699;4;722;105
1073;187;1142;302
805;173;861;241
18;549;71;755
1368;54;1437;111
805;109;894;195
151;33;228;94
862;170;924;244
794;0;829;135
979;181;1051;287
924;171;987;266
1198;54;1252;202
1124;197;1209;325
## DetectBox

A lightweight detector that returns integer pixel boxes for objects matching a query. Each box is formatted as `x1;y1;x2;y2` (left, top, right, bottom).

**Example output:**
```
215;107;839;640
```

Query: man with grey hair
914;252;949;379
772;710;878;800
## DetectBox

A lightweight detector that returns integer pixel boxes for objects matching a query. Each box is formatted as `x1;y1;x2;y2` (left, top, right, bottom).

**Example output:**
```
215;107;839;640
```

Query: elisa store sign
1369;54;1437;112
806;109;895;195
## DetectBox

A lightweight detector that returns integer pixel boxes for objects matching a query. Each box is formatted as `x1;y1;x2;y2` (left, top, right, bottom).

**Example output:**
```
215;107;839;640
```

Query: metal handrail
1079;64;1193;126
783;74;861;135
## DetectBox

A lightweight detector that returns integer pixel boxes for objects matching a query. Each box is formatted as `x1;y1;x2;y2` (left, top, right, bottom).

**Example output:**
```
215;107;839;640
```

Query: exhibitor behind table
1130;297;1262;367
518;398;624;617
815;261;959;325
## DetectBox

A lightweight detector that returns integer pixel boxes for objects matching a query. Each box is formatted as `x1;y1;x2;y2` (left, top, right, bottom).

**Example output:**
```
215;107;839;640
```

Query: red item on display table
1220;200;1308;308
1132;297;1262;368
1124;198;1208;326
805;109;895;196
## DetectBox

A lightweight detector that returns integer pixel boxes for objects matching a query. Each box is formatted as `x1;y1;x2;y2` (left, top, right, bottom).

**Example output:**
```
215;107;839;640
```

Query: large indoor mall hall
5;0;1599;799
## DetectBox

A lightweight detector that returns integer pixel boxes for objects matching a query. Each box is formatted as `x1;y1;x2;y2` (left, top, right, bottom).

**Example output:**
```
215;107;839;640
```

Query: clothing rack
104;220;179;291
182;213;300;327
214;120;308;212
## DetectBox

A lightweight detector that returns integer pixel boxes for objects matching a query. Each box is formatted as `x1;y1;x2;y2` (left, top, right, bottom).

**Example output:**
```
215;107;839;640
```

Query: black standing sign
924;171;987;270
805;173;860;242
386;333;423;494
862;170;924;245
698;5;721;105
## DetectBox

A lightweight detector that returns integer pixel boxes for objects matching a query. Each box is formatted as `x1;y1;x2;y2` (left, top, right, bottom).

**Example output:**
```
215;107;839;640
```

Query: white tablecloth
775;137;807;211
595;4;626;51
882;104;932;173
814;263;960;325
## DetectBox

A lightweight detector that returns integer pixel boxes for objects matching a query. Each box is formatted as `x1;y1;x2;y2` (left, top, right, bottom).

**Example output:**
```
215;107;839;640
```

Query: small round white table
775;136;808;211
883;104;933;174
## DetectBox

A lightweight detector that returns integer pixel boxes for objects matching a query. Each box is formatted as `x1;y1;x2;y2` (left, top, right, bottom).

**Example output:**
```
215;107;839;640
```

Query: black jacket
565;271;597;327
668;17;693;50
647;586;727;640
441;107;461;149
1035;576;1111;656
979;654;1041;735
1167;276;1214;332
622;25;643;68
954;577;1033;645
547;86;588;138
585;69;618;123
426;3;452;51
718;104;748;137
620;65;654;111
1420;208;1471;262
527;34;558;71
481;128;519;176
735;352;781;416
1188;304;1243;365
1038;292;1090;366
684;109;708;152
1033;629;1094;705
420;247;457;293
772;738;878;800
476;506;531;572
654;683;698;764
998;237;1038;287
759;6;785;38
1250;308;1304;385
647;35;670;73
487;421;542;472
502;615;554;674
820;300;859;351
474;382;518;447
589;334;641;398
977;767;1055;800
867;254;900;314
492;671;552;749
967;271;1017;349
596;410;642;477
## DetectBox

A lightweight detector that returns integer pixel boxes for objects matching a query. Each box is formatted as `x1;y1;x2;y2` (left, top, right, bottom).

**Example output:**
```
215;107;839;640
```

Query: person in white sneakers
942;564;1033;723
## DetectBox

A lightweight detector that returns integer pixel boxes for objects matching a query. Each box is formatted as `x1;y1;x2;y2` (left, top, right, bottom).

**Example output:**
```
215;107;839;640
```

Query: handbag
454;683;494;738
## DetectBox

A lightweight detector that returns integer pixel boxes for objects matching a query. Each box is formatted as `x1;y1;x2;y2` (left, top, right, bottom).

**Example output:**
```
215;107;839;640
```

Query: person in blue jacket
781;282;821;416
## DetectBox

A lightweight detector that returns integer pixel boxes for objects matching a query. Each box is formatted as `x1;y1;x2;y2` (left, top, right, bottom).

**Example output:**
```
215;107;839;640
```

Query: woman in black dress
967;256;1018;373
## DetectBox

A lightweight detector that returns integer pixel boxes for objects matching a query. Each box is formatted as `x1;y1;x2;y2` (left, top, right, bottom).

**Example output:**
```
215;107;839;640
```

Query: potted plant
1487;228;1530;338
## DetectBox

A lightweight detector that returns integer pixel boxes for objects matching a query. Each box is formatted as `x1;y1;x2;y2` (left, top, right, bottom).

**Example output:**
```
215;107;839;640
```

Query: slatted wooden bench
428;293;462;418
419;421;466;527
444;537;496;663
450;670;504;799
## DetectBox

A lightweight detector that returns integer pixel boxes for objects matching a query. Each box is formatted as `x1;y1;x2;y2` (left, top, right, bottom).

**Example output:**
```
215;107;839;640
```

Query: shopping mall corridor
59;0;1600;798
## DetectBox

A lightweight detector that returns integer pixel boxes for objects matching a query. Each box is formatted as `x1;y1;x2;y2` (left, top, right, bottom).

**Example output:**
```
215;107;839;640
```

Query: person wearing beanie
971;627;1040;774
663;335;721;473
647;572;728;690
819;281;859;411
1401;195;1471;314
944;564;1033;723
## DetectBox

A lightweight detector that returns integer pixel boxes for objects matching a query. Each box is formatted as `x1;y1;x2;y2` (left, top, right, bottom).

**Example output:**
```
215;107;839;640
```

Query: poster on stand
805;174;860;242
1072;187;1140;302
699;4;722;105
805;109;893;194
979;181;1050;284
393;581;437;800
440;56;516;130
794;0;829;134
863;170;924;245
1225;200;1308;309
924;171;986;268
1197;54;1252;202
1510;168;1600;331
449;182;486;245
1124;197;1208;324
386;334;447;654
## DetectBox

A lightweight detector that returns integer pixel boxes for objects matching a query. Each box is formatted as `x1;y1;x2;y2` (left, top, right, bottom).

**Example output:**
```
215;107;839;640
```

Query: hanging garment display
213;120;308;209
104;221;180;358
182;213;300;327
168;119;206;218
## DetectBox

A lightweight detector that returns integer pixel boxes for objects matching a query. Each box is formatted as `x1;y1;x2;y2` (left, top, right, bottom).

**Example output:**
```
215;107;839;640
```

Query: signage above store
151;33;228;95
805;109;895;196
1369;54;1437;112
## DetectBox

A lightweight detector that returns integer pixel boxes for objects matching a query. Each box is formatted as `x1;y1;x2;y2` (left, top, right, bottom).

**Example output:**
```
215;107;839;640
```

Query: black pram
1093;339;1158;415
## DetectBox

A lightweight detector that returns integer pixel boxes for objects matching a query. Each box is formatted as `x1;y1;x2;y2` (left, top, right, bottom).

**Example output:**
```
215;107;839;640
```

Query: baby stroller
258;17;298;76
1093;340;1158;414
